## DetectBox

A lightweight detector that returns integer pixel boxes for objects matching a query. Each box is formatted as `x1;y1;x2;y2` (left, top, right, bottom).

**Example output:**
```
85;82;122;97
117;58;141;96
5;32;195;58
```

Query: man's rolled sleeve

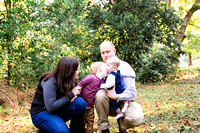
117;77;137;102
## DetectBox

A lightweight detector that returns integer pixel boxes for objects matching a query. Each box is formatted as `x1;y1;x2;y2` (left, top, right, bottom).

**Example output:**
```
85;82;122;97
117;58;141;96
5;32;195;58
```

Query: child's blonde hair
106;56;120;67
90;62;106;75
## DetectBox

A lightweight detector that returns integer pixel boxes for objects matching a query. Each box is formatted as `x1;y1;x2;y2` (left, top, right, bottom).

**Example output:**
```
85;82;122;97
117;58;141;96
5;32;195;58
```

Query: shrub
136;44;177;83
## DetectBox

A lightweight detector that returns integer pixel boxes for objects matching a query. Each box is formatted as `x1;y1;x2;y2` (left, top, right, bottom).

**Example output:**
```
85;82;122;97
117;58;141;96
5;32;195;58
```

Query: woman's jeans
31;97;86;133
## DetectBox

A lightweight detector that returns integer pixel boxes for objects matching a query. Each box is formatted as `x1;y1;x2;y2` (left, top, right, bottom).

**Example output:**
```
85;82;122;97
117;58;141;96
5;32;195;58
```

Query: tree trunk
178;0;200;43
188;52;192;66
168;0;171;7
4;0;12;85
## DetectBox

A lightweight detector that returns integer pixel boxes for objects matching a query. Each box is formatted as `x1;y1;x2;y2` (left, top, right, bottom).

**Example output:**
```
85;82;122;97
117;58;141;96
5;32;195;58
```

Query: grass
134;83;200;133
0;73;200;133
177;66;200;71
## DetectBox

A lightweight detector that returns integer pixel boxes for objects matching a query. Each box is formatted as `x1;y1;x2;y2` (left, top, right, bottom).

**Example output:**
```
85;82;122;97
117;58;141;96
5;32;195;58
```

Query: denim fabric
31;97;86;133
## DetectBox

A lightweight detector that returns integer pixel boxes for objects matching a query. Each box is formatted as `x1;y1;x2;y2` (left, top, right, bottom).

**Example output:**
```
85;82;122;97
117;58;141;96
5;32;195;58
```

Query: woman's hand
72;86;82;96
105;86;119;100
71;96;77;102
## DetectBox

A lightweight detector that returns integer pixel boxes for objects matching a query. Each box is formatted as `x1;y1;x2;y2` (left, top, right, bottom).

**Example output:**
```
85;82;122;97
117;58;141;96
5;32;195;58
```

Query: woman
30;56;86;133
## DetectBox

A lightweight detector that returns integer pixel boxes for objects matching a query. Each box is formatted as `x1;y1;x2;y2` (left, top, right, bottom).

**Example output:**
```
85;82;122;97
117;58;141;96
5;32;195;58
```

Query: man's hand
105;86;119;100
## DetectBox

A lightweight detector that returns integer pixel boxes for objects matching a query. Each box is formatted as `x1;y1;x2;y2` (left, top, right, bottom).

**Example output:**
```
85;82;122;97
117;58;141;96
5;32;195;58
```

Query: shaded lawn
0;83;199;133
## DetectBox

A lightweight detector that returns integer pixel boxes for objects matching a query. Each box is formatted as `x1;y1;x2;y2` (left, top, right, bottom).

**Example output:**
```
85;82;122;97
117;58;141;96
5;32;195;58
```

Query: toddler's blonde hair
90;62;106;75
106;56;120;67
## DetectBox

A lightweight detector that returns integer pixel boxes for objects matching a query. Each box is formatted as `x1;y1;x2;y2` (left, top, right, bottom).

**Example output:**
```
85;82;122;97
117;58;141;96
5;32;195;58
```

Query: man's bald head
100;41;116;62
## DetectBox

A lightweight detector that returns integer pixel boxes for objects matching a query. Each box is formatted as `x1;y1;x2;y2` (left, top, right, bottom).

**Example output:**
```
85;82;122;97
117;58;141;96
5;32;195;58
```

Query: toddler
78;62;107;133
101;57;128;119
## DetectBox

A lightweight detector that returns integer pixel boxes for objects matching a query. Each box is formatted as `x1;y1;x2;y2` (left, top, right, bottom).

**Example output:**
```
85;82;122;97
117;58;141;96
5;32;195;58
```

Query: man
95;41;144;133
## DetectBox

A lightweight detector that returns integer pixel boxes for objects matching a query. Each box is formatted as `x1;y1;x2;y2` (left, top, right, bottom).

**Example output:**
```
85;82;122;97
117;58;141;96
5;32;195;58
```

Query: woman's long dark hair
43;56;79;95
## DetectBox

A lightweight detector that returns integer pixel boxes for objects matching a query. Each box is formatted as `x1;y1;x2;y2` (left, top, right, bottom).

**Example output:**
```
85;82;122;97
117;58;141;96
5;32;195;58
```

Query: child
100;56;128;119
77;62;107;133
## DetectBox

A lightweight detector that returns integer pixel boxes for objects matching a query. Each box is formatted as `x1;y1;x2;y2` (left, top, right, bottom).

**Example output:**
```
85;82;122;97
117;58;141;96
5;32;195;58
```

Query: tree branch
178;0;200;42
188;22;200;29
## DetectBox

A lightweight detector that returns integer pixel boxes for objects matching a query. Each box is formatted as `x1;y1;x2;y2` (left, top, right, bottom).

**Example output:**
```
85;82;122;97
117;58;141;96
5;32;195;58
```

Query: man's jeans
31;97;86;133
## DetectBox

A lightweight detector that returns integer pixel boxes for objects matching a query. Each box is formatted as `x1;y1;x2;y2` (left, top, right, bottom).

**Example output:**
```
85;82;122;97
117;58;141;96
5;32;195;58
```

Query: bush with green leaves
136;44;177;83
0;0;85;89
0;0;185;88
80;0;183;83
